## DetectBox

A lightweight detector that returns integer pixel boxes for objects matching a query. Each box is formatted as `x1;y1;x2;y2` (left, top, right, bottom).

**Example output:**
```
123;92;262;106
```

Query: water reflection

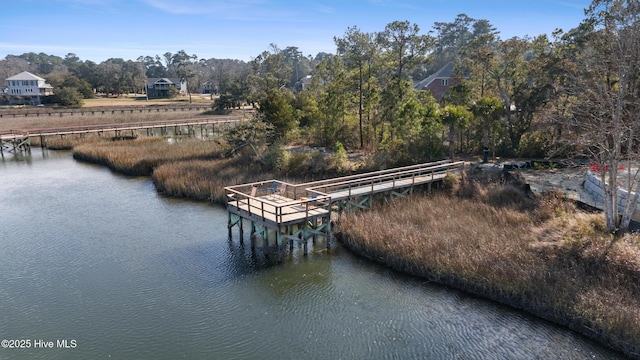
0;148;627;359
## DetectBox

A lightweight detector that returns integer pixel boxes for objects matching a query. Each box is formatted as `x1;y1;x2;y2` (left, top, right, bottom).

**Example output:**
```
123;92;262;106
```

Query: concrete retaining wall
584;169;638;212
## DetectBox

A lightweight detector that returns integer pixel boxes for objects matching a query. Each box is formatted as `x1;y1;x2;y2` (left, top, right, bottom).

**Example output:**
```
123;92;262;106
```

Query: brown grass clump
152;159;274;203
72;134;280;203
73;138;224;176
338;169;640;358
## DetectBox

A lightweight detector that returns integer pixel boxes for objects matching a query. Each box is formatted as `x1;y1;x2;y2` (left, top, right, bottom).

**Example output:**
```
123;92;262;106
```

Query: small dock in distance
225;160;465;260
0;116;241;153
0;131;31;155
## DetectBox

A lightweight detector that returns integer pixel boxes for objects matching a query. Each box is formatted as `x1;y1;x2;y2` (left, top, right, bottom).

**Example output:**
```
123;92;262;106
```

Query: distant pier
0;116;241;152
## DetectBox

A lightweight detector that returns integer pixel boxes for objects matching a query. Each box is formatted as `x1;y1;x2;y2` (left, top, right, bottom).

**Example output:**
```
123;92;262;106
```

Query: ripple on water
0;151;628;359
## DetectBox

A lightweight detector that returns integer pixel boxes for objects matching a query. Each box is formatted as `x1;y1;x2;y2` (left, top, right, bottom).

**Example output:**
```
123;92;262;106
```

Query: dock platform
225;160;465;260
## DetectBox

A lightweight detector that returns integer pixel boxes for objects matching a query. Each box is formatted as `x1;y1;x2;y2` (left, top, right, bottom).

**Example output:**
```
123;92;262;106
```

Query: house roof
147;77;181;85
414;62;454;90
6;71;46;82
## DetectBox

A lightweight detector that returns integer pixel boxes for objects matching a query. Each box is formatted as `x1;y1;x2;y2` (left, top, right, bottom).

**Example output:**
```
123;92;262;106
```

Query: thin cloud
56;0;118;5
553;0;588;10
140;0;265;16
140;0;304;23
313;4;336;14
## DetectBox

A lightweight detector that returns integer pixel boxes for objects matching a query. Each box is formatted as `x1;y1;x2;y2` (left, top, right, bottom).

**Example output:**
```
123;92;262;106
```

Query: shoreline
333;170;640;359
66;147;640;359
336;232;635;359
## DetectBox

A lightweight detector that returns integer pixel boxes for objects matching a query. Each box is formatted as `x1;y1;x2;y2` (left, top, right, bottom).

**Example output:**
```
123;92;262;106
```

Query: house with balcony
199;81;217;95
5;71;54;105
146;78;186;98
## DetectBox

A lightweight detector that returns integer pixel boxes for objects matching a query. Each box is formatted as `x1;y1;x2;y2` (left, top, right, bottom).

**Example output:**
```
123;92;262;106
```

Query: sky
0;0;593;63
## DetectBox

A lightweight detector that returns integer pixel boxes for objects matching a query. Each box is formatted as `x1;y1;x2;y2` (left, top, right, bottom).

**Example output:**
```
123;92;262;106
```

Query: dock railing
304;161;464;198
225;180;331;226
0;117;240;137
225;160;464;226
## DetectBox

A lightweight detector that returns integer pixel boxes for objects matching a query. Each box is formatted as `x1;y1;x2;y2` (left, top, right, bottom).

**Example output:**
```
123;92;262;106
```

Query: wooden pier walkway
225;160;465;260
0;131;31;154
0;104;212;118
0;116;241;153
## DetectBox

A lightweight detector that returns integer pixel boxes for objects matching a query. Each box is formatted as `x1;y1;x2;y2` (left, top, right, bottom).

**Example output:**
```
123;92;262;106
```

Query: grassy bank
152;159;274;203
72;137;286;203
337;169;640;358
73;138;226;176
83;94;213;107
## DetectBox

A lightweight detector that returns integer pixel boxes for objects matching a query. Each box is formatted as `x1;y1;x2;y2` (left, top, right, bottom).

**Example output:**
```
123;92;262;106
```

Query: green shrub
53;87;84;108
264;141;289;173
332;141;348;171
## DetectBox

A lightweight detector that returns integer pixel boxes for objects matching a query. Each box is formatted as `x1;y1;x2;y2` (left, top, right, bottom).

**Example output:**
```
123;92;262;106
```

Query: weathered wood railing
0;104;212;118
225;160;465;260
303;161;464;199
0;116;241;138
225;179;331;226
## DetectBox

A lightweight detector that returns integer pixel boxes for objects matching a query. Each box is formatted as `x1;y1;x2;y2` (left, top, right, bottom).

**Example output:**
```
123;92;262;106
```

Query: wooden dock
0;116;241;151
0;131;31;154
0;104;212;118
225;160;465;260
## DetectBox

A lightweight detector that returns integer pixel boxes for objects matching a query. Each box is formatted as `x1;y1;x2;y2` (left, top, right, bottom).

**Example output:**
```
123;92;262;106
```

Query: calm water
0;149;626;359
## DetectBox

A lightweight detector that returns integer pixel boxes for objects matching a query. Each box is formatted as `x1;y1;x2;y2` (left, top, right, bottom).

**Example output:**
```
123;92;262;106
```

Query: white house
5;71;54;105
145;78;186;98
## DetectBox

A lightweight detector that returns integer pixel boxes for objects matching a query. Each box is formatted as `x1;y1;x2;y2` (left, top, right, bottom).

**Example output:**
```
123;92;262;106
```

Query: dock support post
327;208;332;250
289;225;294;250
312;218;318;244
302;223;308;256
276;231;282;262
250;222;256;249
263;228;269;254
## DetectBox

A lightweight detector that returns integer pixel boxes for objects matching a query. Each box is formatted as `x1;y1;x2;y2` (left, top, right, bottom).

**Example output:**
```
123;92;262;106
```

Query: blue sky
1;0;592;63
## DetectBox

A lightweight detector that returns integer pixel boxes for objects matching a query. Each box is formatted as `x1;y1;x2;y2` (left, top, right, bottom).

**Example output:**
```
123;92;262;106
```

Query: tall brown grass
72;136;280;201
152;159;274;203
337;169;640;358
73;138;225;176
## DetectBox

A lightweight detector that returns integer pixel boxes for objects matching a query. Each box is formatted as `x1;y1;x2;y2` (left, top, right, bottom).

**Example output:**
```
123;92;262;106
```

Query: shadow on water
158;230;334;289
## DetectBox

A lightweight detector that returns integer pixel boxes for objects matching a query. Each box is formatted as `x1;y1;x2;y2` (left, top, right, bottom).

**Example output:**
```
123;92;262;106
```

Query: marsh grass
338;170;640;358
72;136;282;202
152;159;275;203
73;138;225;176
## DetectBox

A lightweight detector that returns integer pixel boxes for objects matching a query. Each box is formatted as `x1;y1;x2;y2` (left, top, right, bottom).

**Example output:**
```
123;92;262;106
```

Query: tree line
247;0;640;233
2;0;638;232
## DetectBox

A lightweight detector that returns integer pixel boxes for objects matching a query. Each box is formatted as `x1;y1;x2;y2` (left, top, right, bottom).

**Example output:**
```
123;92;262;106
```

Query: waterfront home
5;71;54;105
146;78;186;98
